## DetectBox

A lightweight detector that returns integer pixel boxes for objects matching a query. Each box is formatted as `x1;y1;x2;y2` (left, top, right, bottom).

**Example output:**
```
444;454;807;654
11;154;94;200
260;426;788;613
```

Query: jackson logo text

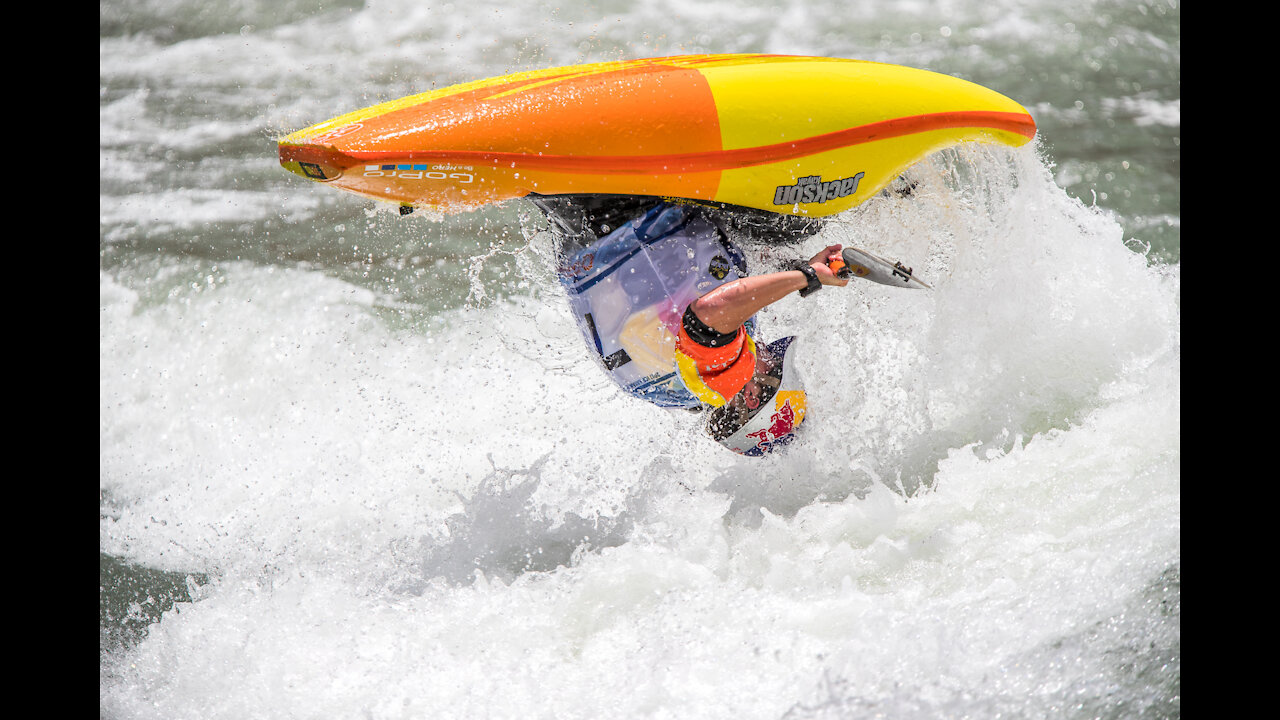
773;173;865;206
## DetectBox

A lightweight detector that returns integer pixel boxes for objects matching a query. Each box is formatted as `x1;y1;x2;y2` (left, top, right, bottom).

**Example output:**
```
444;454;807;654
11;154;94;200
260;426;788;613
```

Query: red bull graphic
744;390;807;454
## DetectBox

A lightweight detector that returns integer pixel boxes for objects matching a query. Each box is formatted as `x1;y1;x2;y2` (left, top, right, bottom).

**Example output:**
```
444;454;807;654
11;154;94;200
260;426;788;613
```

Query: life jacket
556;202;753;408
673;309;758;408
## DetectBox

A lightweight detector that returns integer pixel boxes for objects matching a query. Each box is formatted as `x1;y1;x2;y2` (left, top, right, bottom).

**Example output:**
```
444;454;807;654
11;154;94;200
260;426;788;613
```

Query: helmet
704;336;807;456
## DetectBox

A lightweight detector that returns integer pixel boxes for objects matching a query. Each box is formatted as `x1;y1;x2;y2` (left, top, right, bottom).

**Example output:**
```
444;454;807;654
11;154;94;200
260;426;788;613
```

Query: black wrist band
791;262;822;297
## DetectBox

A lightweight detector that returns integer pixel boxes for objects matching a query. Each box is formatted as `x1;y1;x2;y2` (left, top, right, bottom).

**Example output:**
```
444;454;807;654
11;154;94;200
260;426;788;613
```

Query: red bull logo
745;391;807;447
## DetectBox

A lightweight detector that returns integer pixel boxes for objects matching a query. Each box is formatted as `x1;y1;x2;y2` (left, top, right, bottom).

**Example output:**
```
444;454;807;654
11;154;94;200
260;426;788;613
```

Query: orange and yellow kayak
278;54;1035;217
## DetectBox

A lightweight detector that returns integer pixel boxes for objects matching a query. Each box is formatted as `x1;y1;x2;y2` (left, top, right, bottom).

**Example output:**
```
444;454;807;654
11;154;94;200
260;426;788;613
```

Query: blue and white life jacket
556;203;753;408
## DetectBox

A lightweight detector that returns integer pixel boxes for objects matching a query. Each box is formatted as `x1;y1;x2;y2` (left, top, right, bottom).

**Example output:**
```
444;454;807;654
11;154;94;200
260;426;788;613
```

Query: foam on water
100;140;1178;718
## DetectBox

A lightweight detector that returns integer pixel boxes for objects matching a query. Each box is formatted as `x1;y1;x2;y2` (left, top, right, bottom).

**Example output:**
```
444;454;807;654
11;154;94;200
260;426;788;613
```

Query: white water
100;139;1179;717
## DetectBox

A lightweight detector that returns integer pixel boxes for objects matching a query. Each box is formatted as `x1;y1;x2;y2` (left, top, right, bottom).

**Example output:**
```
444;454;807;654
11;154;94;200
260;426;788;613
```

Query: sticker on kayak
773;172;865;206
362;165;476;183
